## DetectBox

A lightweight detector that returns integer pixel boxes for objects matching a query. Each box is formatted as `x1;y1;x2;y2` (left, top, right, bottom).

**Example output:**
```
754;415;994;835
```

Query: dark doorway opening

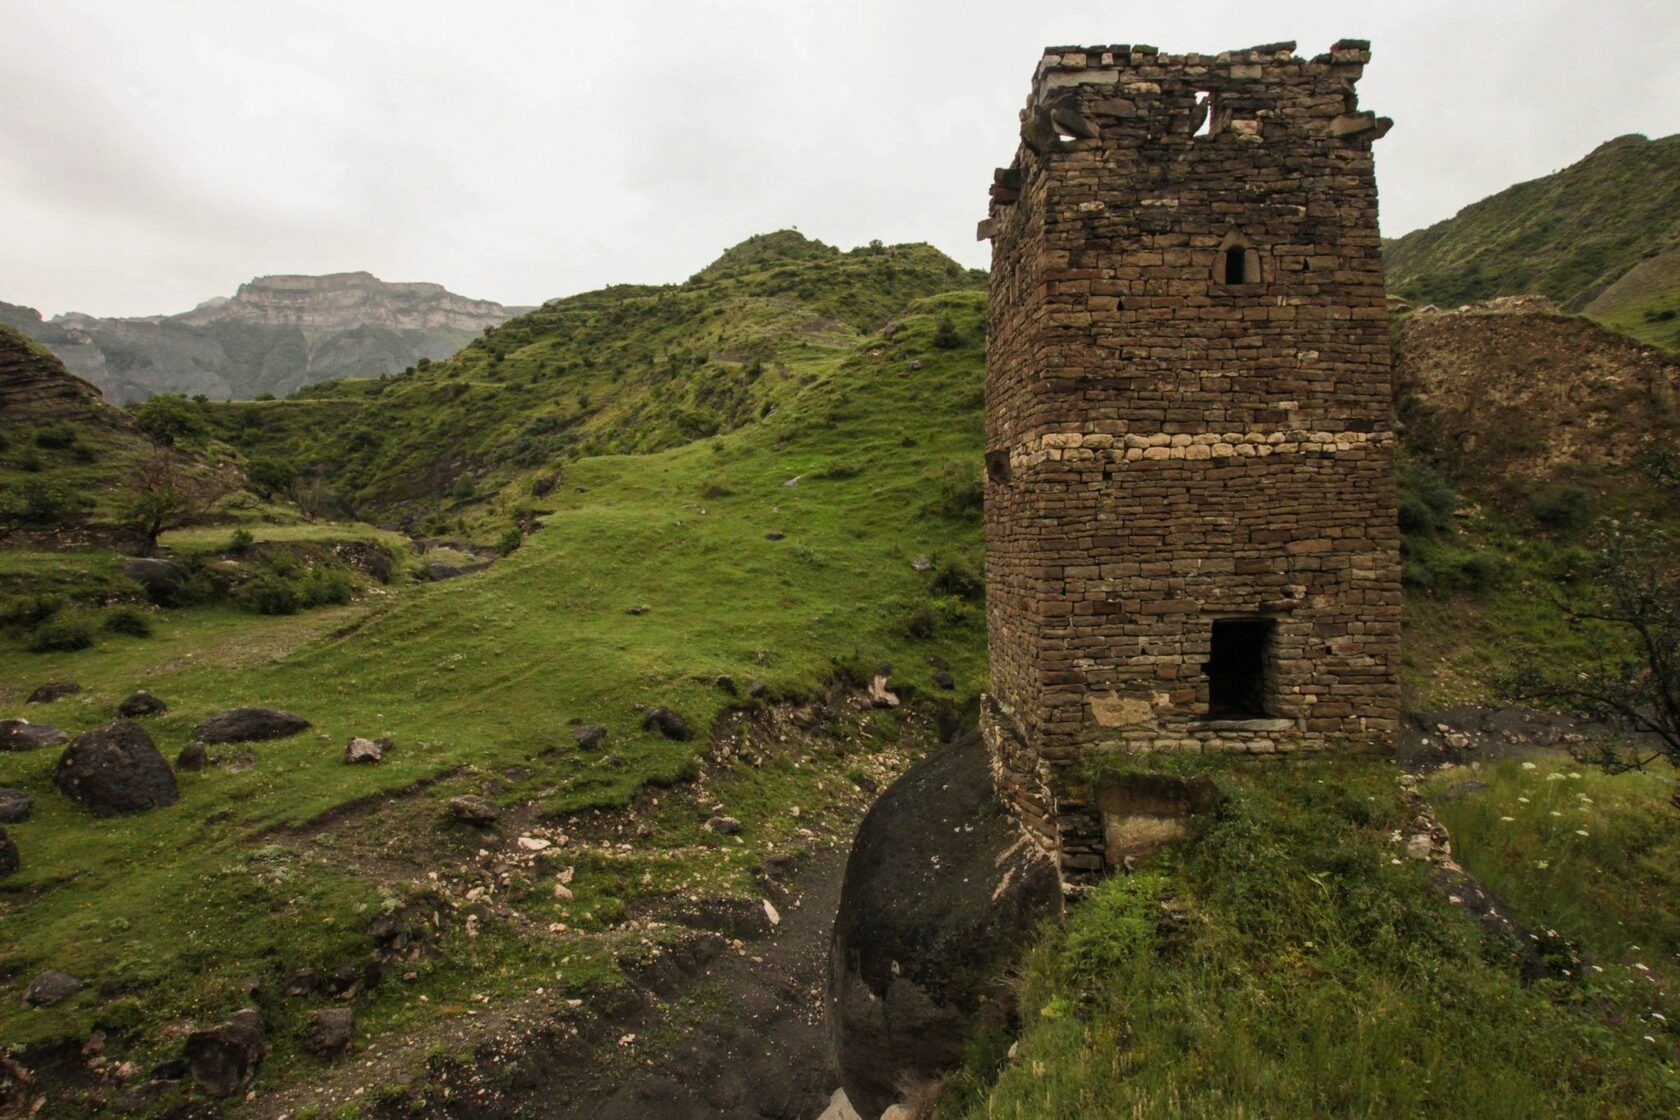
1205;619;1274;717
1223;246;1247;285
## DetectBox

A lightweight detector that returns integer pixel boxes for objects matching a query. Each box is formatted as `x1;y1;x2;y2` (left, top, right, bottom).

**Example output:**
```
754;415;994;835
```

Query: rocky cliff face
0;323;131;428
5;274;530;403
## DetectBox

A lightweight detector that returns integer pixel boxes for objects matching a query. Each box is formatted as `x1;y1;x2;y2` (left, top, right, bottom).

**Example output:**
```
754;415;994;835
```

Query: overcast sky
3;0;1677;319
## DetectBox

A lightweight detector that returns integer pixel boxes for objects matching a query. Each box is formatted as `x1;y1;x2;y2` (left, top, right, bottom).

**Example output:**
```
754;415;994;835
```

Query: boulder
303;1008;355;1056
0;719;70;752
117;690;168;718
54;721;180;817
0;788;33;824
706;815;742;835
122;557;183;604
194;707;310;743
449;795;501;826
715;675;738;696
641;707;692;741
345;737;389;764
176;741;209;771
931;671;955;691
183;1008;267;1097
23;969;82;1007
0;827;16;878
828;732;1061;1118
425;560;462;582
26;681;81;704
573;724;608;750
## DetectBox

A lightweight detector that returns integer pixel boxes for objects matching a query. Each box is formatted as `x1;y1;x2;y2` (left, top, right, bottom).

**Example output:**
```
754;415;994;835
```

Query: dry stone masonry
978;41;1401;888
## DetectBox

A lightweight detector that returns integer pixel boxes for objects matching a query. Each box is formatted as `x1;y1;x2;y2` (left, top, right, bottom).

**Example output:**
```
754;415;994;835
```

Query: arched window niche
1215;231;1263;286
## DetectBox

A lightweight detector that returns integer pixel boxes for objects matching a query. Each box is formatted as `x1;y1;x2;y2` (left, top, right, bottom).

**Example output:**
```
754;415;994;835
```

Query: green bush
933;314;962;349
497;527;524;556
697;475;734;499
133;394;209;444
235;575;301;615
33;423;78;450
228;527;256;553
931;559;984;601
1;593;64;628
899;603;938;640
1530;484;1593;532
102;607;153;638
300;569;355;608
1396;461;1458;536
245;459;296;500
930;459;984;521
27;618;94;653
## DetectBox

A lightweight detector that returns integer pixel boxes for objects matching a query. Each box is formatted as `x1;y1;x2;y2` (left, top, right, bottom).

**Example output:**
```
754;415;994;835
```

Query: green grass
158;520;409;553
938;760;1680;1119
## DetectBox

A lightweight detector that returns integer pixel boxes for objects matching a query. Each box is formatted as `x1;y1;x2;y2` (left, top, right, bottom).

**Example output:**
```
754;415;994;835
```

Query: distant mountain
0;272;532;403
1384;133;1680;349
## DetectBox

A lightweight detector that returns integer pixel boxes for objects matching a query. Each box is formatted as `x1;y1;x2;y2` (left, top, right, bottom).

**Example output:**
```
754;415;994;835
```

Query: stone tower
978;41;1401;887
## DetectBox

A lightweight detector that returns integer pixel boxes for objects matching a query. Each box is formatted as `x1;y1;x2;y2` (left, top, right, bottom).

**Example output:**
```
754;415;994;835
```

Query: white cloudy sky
3;0;1677;318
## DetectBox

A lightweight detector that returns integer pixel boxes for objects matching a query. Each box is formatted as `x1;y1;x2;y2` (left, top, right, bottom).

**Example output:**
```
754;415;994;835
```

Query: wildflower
1550;811;1562;817
1535;860;1549;869
1569;772;1582;779
1546;773;1565;782
1575;829;1589;837
1517;796;1530;803
1500;816;1516;822
1522;761;1538;770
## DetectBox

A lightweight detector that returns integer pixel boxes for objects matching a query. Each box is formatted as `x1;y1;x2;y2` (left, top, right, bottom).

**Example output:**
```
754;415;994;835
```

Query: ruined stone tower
978;41;1401;886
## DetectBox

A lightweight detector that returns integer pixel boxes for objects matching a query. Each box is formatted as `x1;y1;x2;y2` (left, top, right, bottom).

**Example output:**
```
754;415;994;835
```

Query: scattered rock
910;556;933;573
0;827;16;878
26;681;81;704
868;674;900;708
284;968;321;997
715;675;738;696
626;604;651;616
176;741;209;771
851;773;879;794
763;898;781;927
117;690;167;718
706;815;742;835
0;719;70;752
345;737;389;765
517;835;552;851
642;707;692;741
531;473;561;497
782;476;801;488
931;671;955;691
503;766;533;782
765;531;786;541
23;969;82;1007
303;1008;355;1057
830;732;1061;1118
122;557;183;604
926;654;950;671
194;707;310;743
114;1079;177;1114
54;721;180;817
224;751;257;773
425;560;462;581
183;1009;267;1097
449;795;501;826
573;724;608;750
748;680;770;699
0;788;34;823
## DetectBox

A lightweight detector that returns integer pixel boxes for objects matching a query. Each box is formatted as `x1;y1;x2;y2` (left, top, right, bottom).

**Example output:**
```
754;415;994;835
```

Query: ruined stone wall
980;41;1402;883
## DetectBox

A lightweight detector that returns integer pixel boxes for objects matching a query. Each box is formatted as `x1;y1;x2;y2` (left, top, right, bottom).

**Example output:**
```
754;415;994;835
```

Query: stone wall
979;41;1402;886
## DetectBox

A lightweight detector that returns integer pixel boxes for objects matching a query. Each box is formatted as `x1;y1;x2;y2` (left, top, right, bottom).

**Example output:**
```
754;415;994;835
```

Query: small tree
119;453;236;556
1502;520;1680;785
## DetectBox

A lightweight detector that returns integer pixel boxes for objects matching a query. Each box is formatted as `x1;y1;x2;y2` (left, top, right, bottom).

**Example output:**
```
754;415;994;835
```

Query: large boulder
641;707;692;741
26;681;81;704
303;1008;356;1056
0;788;33;824
194;707;310;743
122;557;183;604
53;721;180;817
183;1009;267;1097
23;969;82;1007
828;732;1061;1118
0;719;70;752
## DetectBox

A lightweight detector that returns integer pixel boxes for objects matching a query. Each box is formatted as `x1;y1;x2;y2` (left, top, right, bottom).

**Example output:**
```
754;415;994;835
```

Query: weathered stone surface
176;741;209;771
0;788;34;824
573;723;608;750
448;795;501;826
23;969;82;1007
26;681;81;704
54;721;180;816
641;707;692;741
980;42;1401;886
0;719;70;752
122;557;183;603
117;690;168;718
705;815;742;835
303;1008;355;1056
829;733;1060;1119
183;1008;267;1097
194;707;310;743
345;737;389;764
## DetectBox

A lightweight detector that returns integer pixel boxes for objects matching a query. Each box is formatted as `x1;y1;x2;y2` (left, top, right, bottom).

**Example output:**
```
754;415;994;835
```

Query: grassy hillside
1385;134;1680;343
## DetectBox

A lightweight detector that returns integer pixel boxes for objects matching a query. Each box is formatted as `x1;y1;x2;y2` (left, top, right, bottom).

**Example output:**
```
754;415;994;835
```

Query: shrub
931;459;984;520
228;527;256;553
931;559;984;601
1530;484;1593;533
697;475;734;499
300;569;355;608
900;604;938;640
1396;461;1458;536
235;575;301;615
245;459;296;500
27;618;93;653
933;314;962;349
497;526;524;556
16;449;41;472
1;594;64;628
102;607;153;638
33;423;78;450
133;394;208;444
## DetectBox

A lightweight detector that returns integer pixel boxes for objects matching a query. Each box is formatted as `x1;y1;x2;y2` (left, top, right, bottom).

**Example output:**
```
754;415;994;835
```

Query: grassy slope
1585;246;1680;351
1384;133;1680;318
0;283;990;1098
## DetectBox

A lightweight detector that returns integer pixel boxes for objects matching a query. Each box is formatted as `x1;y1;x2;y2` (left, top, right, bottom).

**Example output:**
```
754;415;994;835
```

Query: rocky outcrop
9;273;530;403
194;707;310;743
183;1009;268;1097
0;719;71;752
0;323;134;426
828;732;1060;1118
